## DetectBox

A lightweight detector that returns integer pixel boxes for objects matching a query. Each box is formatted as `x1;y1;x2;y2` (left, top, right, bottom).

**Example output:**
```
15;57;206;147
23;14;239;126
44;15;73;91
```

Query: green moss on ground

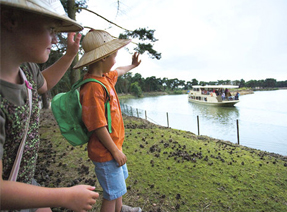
37;109;287;212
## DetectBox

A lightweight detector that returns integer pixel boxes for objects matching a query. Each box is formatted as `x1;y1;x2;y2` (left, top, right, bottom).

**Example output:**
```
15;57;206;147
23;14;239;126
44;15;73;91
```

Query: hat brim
0;1;83;32
73;39;131;69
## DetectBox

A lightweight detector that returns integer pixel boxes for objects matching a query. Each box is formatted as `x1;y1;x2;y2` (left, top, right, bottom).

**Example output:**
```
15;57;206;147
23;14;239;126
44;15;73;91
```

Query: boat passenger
235;92;240;100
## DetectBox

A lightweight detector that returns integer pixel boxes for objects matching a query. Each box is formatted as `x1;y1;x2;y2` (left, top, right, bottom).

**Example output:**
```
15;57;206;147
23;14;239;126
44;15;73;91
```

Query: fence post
166;112;169;128
237;119;240;145
197;115;200;135
130;106;133;116
145;110;147;120
136;108;139;118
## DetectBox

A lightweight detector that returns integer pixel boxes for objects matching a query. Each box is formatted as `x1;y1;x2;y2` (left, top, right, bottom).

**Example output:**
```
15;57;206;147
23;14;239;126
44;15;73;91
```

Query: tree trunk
67;0;80;85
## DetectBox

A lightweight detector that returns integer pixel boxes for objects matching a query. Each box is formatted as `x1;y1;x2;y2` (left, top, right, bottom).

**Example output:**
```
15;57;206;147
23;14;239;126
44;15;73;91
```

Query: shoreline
118;87;287;99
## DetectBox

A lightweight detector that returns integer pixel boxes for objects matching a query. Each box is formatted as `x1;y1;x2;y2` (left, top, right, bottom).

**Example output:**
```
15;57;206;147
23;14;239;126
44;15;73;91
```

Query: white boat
188;85;240;107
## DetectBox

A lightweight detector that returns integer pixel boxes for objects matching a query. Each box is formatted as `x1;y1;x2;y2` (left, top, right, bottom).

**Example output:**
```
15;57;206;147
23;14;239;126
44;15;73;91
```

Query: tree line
38;0;286;106
115;73;287;97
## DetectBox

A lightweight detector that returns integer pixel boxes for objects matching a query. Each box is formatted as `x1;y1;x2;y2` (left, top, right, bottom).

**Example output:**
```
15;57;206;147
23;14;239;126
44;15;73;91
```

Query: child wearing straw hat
75;29;142;212
0;0;99;211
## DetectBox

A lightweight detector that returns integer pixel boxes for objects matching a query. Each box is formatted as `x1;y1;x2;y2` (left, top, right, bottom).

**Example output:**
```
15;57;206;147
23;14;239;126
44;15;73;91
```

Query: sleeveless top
0;65;41;184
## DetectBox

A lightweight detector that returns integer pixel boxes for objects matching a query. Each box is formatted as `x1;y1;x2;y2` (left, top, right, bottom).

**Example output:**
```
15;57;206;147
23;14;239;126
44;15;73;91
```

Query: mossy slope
37;110;287;212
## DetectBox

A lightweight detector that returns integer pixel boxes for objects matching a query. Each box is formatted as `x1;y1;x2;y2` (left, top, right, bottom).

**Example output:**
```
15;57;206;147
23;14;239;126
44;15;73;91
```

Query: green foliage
119;28;161;60
130;82;143;97
120;28;158;42
135;43;161;60
115;72;287;98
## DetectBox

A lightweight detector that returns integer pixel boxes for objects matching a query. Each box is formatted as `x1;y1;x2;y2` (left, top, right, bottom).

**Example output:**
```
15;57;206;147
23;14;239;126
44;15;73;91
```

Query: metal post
197;115;200;135
136;108;139;118
166;112;169;128
130;106;133;116
237;119;240;145
145;110;147;120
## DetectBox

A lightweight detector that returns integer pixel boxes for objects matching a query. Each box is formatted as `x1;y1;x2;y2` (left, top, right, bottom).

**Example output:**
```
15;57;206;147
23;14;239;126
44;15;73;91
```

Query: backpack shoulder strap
73;78;112;133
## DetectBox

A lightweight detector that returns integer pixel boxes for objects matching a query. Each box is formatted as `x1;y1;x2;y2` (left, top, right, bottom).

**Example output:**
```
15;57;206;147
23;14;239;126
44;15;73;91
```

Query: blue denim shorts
93;159;128;200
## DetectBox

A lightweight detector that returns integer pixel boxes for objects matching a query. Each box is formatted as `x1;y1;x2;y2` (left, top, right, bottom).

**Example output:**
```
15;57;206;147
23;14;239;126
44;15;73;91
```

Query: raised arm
38;32;82;94
116;52;141;77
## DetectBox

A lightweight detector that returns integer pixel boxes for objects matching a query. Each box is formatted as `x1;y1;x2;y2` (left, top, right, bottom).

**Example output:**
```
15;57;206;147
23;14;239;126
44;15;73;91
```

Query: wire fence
120;103;287;156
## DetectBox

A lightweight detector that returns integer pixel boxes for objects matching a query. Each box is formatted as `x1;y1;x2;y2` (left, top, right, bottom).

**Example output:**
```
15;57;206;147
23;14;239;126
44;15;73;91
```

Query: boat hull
188;99;239;107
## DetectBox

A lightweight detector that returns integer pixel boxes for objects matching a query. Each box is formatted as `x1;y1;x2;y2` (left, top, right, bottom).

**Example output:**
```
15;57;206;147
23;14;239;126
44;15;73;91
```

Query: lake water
120;90;287;156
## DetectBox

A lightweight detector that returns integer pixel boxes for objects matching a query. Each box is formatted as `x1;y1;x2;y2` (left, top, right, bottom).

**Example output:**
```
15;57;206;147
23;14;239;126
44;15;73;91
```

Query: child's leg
115;196;122;212
101;198;116;212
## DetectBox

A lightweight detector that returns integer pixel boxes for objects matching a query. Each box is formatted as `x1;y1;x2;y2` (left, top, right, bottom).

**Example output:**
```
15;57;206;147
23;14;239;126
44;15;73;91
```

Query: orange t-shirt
80;71;125;162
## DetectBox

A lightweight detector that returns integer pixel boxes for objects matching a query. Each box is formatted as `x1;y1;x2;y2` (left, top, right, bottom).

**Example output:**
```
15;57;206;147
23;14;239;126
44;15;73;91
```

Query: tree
199;81;208;86
131;73;145;89
130;82;142;97
119;28;161;60
245;80;256;88
185;81;193;89
62;0;88;85
239;79;245;87
264;78;276;88
191;78;198;86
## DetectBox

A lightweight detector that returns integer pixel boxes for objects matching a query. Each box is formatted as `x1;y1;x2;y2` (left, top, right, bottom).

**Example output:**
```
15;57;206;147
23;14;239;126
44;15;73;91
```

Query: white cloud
77;0;287;82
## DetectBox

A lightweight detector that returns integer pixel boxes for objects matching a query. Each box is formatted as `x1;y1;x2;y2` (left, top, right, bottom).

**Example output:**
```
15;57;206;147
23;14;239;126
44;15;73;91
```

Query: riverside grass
37;109;287;212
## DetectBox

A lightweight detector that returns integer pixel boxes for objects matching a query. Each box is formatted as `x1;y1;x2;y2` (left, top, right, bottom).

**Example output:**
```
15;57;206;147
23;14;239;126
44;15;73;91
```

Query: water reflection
120;91;287;155
189;103;239;124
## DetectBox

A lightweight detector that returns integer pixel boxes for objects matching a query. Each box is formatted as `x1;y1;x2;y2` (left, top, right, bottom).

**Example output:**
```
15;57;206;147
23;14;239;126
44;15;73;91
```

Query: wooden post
130;106;133;116
197;115;200;135
136;108;139;118
166;112;169;128
145;110;147;120
237;119;240;145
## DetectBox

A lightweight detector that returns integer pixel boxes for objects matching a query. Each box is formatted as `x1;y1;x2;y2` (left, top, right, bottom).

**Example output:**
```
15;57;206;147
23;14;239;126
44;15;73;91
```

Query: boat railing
189;94;239;101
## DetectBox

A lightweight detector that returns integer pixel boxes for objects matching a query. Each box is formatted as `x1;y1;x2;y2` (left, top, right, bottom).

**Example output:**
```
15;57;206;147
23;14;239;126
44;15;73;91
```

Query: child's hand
64;185;98;212
113;150;127;167
131;52;142;67
66;32;82;58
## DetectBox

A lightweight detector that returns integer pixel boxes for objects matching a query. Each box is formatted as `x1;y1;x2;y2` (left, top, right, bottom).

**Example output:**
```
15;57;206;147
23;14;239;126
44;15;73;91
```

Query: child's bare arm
0;160;98;211
116;52;141;77
38;33;82;94
94;127;127;166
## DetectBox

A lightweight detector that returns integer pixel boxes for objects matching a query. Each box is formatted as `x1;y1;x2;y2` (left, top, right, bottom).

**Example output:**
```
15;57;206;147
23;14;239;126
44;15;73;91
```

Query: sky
77;0;287;83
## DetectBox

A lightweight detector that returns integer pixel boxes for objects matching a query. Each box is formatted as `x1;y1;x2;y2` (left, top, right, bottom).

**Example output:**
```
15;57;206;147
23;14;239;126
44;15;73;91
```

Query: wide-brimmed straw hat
73;29;131;69
0;0;83;32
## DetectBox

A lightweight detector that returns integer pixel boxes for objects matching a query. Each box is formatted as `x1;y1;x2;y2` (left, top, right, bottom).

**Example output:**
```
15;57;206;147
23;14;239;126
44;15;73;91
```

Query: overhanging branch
77;7;131;31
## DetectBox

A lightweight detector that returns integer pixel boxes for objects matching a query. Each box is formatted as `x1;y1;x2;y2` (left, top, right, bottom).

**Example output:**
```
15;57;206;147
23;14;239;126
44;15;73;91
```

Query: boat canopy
192;85;239;89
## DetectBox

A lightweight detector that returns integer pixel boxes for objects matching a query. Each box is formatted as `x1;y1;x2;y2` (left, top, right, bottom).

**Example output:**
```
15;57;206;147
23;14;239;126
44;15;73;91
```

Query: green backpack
51;78;112;146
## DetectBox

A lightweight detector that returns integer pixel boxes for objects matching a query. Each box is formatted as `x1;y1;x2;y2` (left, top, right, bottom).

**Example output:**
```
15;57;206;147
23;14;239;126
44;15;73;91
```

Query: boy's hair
73;29;131;69
0;0;83;32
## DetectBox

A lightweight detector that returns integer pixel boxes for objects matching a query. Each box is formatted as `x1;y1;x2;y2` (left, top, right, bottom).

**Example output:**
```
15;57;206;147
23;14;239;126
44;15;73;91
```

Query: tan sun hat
0;0;83;32
73;29;131;69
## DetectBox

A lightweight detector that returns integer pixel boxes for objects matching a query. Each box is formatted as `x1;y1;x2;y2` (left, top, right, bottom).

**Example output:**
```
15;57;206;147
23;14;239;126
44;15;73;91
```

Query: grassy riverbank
37;109;287;212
